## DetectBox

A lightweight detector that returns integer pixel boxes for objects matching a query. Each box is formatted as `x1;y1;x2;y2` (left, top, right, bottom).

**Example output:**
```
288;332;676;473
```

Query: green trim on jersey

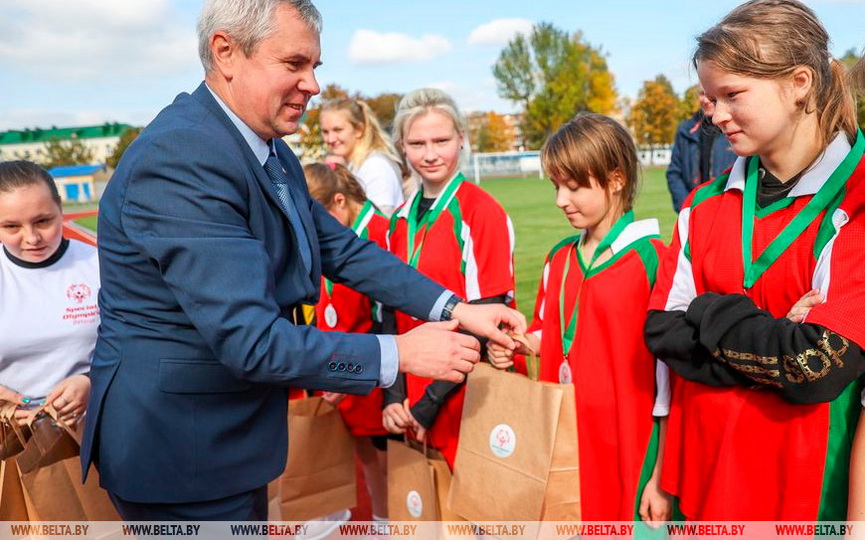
635;241;660;290
683;173;730;263
812;187;847;261
754;197;795;218
817;376;864;521
581;235;661;280
633;419;660;523
549;235;581;260
689;173;730;212
447;195;467;275
631;419;683;538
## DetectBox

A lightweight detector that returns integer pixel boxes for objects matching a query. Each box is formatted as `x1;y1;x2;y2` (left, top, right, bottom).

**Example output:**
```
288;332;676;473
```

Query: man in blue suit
82;0;525;521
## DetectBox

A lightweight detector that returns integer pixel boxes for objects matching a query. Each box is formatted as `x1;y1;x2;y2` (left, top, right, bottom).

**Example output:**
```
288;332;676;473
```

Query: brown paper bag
16;405;121;521
387;439;439;521
276;396;357;521
449;339;581;522
0;457;29;521
1;401;30;521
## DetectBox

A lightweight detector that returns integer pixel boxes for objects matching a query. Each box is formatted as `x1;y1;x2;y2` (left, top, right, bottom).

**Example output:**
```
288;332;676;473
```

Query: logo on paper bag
489;423;516;458
406;490;423;518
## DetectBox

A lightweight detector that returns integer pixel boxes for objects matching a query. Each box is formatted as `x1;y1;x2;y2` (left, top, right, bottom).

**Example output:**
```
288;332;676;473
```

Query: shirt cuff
429;290;456;321
377;335;399;388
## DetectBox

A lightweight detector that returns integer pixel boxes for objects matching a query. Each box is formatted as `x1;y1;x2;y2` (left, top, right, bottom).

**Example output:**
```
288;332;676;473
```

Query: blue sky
0;0;862;131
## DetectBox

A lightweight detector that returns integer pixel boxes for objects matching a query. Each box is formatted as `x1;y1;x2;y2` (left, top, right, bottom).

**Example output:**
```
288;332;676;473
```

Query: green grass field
482;167;676;317
68;167;677;318
73;216;99;230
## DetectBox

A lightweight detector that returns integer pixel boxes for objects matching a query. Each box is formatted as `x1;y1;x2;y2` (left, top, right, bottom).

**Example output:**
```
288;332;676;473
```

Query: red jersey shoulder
454;182;509;223
838;155;865;218
367;212;390;249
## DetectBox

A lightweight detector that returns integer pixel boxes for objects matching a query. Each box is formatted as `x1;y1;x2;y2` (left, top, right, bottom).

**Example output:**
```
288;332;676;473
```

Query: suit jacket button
337;362;347;371
328;361;337;371
347;363;355;372
355;365;363;374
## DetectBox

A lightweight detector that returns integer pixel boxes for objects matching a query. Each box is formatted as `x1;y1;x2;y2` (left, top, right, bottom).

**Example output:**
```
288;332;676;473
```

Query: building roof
49;164;107;178
0;123;132;146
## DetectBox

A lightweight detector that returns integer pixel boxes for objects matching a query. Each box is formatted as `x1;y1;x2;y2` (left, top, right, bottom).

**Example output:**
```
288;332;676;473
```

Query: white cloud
0;0;198;80
468;18;534;46
347;30;452;65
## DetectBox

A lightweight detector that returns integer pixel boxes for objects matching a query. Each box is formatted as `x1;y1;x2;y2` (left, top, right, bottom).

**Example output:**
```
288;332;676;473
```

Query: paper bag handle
24;403;82;446
0;401;29;448
511;334;539;381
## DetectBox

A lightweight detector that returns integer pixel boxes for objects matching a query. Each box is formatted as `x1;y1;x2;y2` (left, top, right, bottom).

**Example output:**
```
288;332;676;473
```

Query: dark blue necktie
263;148;313;273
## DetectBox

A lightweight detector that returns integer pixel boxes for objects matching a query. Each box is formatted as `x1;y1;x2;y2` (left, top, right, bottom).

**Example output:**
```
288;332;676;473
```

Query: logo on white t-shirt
66;283;92;304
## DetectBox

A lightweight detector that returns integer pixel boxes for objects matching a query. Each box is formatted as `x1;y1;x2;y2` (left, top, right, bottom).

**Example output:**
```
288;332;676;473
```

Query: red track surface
63;210;98;246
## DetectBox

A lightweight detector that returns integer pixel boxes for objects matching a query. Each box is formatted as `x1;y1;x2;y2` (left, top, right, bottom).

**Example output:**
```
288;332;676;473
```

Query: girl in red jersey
488;113;673;524
645;0;865;521
304;162;391;522
846;53;865;523
381;88;516;469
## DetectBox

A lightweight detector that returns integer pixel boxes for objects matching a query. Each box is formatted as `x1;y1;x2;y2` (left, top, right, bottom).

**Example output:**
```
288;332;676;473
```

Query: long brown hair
694;0;858;146
303;162;368;210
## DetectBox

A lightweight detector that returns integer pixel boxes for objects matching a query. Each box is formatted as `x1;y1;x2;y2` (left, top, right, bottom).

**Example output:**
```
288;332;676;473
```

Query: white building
0;123;133;164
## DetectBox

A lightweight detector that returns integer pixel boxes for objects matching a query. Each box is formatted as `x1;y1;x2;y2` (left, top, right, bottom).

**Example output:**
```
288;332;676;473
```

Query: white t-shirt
0;239;100;399
351;152;405;211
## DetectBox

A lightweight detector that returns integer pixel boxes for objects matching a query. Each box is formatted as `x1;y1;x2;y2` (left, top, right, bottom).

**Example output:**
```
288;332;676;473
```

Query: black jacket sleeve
684;292;865;404
382;372;407;407
646;309;749;387
408;294;510;428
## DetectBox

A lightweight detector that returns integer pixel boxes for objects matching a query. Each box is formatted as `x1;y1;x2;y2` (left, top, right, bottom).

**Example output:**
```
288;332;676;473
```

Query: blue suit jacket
81;83;444;503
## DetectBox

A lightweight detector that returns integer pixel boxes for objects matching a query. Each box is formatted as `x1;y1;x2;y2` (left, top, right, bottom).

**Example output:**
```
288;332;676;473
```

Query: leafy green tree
106;127;142;169
38;136;96;168
493;22;617;149
627;75;680;154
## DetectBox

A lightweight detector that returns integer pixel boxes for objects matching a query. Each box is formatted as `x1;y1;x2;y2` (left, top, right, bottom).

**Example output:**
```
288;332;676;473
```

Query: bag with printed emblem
387;438;462;539
274;395;357;520
449;337;581;522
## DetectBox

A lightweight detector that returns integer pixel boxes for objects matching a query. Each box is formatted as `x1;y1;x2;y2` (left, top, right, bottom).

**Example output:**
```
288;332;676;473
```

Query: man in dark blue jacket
82;0;524;522
666;103;737;212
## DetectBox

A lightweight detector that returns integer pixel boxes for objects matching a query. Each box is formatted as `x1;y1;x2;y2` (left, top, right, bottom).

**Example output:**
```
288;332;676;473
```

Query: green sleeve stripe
817;377;864;521
635;242;660;289
549;235;581;259
689;172;729;211
813;187;847;260
447;198;467;275
388;212;400;237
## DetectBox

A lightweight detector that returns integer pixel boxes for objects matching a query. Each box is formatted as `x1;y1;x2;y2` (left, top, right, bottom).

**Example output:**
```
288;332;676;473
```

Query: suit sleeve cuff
377;335;399;388
428;290;457;321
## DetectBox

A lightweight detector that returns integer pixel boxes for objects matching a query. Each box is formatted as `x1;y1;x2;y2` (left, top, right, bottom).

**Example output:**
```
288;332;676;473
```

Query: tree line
38;32;865;167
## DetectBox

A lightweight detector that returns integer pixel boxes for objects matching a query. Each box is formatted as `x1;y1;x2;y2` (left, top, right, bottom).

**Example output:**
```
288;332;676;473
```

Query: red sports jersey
315;201;390;437
389;174;515;466
528;216;667;521
649;133;865;521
